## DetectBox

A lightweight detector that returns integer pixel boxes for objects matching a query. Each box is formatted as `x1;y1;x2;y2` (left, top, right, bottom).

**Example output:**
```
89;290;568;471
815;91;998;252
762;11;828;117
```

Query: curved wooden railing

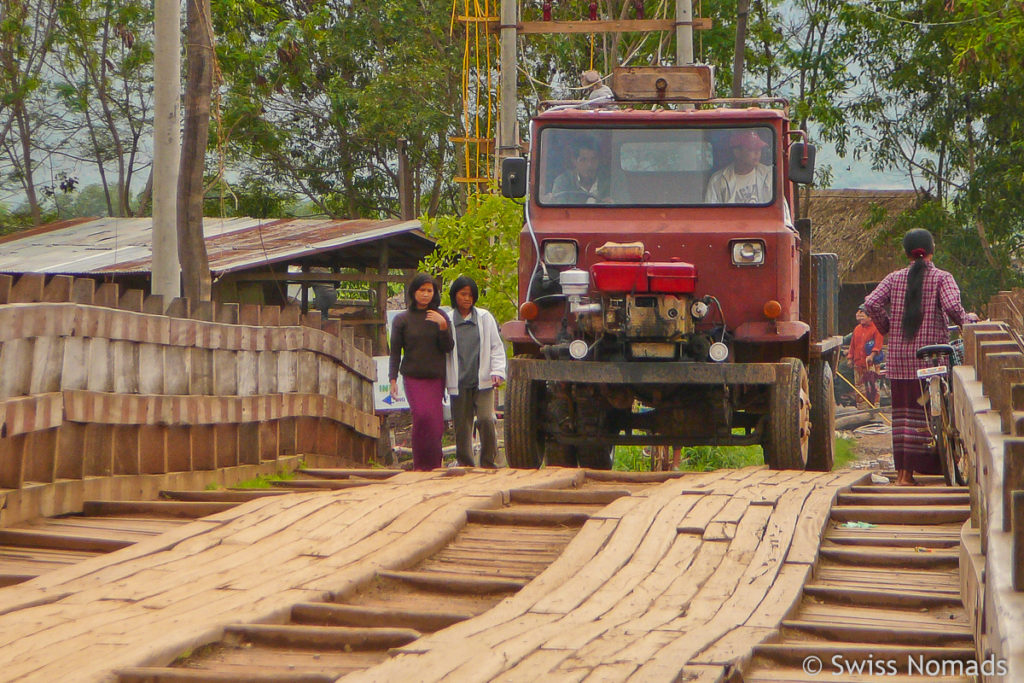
0;273;378;524
954;290;1024;682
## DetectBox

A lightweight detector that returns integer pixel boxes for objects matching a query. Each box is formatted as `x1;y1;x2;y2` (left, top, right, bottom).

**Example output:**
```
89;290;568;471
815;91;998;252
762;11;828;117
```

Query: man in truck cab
704;130;773;204
549;136;609;204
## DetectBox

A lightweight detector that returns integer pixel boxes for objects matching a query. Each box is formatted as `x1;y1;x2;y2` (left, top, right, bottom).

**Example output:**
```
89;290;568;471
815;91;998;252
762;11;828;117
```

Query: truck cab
501;97;839;471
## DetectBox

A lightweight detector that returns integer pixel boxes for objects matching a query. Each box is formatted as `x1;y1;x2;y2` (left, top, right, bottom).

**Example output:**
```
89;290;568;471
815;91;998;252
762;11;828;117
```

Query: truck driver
550;136;610;204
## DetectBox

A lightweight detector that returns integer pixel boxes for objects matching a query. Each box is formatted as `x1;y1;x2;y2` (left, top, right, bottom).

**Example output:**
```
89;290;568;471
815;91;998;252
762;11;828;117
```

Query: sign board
374;356;408;412
373;356;451;419
612;65;714;101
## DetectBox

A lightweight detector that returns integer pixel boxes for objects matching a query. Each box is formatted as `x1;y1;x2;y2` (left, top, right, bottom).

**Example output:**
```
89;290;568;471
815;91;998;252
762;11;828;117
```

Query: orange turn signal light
763;300;782;319
520;301;539;321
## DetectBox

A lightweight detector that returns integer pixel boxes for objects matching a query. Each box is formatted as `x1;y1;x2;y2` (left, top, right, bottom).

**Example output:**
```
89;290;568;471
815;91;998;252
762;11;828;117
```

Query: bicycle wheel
939;391;968;486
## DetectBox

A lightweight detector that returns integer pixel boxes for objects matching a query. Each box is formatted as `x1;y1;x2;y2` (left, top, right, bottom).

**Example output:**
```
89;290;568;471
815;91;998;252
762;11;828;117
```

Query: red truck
500;77;841;471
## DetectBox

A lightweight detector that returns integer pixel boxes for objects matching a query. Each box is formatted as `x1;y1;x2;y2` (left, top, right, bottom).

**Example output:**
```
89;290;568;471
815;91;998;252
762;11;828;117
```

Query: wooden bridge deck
0;466;917;682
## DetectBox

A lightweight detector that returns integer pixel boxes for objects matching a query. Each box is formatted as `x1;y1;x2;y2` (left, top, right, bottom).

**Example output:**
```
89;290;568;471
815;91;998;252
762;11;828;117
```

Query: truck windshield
537;125;776;207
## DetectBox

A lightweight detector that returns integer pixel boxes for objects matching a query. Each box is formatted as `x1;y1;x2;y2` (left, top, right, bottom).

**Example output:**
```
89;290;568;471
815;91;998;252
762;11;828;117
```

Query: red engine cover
591;261;697;294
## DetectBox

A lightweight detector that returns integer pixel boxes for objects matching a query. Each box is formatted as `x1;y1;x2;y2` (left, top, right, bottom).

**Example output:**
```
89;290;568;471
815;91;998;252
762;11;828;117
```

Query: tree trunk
177;0;213;302
14;102;41;224
137;169;154;216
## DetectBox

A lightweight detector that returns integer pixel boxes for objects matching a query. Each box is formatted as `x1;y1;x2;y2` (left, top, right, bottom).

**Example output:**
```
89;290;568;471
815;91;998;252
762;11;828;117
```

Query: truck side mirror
501;157;528;198
788;143;816;185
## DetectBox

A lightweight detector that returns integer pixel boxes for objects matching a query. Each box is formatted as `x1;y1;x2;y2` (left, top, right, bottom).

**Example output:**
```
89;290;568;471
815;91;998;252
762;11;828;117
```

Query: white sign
374;356;408;412
373;356;451;418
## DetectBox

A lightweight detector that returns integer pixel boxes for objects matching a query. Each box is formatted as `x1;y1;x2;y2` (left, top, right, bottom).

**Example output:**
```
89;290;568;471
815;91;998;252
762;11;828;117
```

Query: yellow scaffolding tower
451;0;499;191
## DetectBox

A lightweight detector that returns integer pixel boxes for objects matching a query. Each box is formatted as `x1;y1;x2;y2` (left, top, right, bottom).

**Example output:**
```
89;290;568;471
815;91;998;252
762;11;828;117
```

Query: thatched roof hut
807;189;921;331
808;189;920;284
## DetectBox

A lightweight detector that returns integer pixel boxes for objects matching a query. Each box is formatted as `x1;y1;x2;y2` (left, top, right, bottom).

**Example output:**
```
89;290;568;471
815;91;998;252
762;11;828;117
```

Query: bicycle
915;338;967;486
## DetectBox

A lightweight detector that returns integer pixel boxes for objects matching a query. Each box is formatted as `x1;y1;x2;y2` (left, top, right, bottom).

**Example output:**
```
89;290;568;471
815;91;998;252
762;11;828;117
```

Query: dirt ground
837;410;895;472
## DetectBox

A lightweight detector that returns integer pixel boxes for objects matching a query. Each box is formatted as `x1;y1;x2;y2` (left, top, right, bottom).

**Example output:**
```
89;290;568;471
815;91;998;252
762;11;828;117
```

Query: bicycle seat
916;343;956;360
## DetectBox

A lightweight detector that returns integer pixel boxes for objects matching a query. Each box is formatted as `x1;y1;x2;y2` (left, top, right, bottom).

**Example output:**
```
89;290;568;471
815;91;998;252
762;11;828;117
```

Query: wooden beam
376;242;390;355
516;18;711;35
224;272;412;284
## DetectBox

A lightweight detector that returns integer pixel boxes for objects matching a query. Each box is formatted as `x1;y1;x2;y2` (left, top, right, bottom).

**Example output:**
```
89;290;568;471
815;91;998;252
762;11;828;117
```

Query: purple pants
403;376;445;470
890;378;941;474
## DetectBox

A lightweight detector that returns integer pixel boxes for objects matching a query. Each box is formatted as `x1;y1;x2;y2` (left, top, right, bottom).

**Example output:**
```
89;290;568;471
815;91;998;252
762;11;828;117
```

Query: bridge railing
0;273;378;522
955;289;1024;681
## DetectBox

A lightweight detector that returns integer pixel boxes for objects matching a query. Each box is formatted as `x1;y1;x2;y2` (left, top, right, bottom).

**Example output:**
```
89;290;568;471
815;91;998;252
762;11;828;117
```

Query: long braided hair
901;228;935;340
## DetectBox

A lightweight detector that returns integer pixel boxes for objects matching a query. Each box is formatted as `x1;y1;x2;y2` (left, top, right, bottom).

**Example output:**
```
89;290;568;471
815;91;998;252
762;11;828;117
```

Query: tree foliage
847;0;1024;305
419;193;523;325
211;0;464;219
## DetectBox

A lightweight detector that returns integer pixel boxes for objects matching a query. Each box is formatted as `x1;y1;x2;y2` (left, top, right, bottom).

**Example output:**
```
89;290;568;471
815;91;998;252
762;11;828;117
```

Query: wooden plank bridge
3;276;1024;681
0;466;976;682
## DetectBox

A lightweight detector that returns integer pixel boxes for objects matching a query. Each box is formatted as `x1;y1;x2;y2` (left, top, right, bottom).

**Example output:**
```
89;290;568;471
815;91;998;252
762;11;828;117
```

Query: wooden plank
830;505;970;525
81;500;237;518
787;485;839;564
292;602;471;632
41;275;74;302
297;468;401;480
465;508;591;526
509;488;630;505
0;528;132;553
224;623;420;650
9;273;45;303
744;561;811;628
515;18;712;34
377;569;527;594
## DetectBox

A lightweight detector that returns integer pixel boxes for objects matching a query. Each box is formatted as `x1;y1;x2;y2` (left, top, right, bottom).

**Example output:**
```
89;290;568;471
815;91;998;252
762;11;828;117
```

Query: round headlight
569;339;589;360
709;342;729;362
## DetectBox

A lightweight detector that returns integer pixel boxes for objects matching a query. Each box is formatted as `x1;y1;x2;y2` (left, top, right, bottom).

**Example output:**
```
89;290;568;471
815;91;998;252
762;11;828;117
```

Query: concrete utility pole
676;0;694;66
152;0;181;299
498;0;518;161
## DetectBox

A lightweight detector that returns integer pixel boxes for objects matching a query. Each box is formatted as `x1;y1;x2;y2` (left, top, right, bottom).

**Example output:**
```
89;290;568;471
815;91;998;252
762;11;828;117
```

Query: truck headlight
543;240;578;266
730;240;765;266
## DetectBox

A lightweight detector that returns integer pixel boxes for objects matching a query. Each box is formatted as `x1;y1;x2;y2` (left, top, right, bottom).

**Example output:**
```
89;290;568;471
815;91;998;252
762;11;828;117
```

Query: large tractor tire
806;358;836;471
504;356;545;468
763;358;811;470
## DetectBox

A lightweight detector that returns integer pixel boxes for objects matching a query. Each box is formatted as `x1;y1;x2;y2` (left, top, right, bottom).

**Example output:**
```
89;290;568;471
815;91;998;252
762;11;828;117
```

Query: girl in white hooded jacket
443;276;507;467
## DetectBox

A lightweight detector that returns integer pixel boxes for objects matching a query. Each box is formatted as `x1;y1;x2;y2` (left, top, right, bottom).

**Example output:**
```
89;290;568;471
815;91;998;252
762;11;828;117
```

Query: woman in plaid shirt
863;229;977;486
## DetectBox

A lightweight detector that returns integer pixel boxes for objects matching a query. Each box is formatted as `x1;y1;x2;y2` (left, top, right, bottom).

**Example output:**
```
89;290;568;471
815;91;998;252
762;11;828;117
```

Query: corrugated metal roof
0;216;432;274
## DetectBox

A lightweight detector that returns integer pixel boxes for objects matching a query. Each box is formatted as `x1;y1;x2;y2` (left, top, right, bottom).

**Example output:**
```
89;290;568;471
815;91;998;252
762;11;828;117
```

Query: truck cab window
538;126;776;207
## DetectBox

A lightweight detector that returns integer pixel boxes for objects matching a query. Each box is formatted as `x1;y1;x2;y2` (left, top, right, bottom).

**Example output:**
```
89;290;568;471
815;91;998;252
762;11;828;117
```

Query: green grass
833;437;858;470
233;468;298;489
613;443;764;472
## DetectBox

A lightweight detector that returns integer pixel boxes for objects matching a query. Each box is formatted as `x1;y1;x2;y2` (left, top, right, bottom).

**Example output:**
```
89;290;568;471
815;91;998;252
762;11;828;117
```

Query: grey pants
451;387;499;467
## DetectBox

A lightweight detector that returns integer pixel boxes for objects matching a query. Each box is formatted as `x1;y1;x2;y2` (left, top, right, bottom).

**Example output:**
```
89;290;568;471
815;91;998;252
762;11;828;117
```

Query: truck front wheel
504;355;544;468
764;358;811;470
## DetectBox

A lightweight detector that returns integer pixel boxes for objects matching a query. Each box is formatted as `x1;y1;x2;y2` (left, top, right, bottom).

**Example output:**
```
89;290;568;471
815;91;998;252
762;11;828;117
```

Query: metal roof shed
0;216;436;351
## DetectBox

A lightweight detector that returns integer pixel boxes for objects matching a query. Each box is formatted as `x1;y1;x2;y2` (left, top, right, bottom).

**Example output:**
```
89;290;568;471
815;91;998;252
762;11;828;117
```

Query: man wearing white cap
581;70;614;103
704;130;773;204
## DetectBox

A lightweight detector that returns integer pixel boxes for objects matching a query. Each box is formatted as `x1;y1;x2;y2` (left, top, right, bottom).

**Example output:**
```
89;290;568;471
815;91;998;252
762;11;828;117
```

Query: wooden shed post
376;241;390;355
300;264;309;314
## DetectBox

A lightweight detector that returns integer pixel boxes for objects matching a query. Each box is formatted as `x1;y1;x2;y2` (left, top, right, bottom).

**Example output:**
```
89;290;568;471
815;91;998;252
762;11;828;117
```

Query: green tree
49;0;153;217
849;0;1024;302
212;0;463;220
419;193;523;325
0;0;65;224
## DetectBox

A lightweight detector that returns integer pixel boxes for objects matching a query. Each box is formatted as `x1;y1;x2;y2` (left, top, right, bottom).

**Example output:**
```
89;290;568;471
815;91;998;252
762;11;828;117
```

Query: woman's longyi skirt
889;378;941;474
